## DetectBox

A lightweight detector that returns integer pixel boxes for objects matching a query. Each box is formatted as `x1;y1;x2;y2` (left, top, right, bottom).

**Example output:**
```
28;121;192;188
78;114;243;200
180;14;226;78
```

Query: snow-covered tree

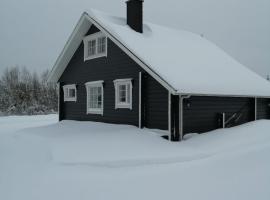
0;66;58;115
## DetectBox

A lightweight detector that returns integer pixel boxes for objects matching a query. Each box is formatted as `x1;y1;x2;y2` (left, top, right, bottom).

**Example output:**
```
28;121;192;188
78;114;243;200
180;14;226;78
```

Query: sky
0;0;269;78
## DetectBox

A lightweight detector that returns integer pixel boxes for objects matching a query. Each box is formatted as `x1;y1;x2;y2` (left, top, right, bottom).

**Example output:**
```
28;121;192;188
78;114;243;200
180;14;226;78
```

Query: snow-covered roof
48;9;270;97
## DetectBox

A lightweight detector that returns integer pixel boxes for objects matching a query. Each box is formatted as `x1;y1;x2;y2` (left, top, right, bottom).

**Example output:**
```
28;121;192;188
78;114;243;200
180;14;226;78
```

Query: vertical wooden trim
222;113;226;128
168;92;171;140
58;82;60;121
255;97;257;121
139;72;142;128
58;82;64;121
179;96;183;141
179;95;191;141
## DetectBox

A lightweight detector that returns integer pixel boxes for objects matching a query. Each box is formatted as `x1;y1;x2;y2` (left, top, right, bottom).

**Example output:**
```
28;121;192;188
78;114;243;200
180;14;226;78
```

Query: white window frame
85;80;104;115
63;84;77;102
113;78;133;110
83;32;107;61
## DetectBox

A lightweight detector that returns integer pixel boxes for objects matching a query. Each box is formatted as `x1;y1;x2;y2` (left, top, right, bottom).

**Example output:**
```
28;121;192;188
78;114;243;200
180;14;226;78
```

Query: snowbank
0;115;270;200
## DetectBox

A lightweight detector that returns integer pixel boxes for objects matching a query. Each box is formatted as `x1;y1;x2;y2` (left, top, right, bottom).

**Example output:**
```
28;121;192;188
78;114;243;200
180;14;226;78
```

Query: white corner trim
139;72;142;128
114;78;133;110
48;13;91;83
168;92;171;140
255;97;257;121
63;84;77;102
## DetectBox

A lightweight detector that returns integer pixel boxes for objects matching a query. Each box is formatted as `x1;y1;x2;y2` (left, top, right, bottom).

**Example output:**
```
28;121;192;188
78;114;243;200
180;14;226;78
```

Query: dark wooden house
48;0;270;141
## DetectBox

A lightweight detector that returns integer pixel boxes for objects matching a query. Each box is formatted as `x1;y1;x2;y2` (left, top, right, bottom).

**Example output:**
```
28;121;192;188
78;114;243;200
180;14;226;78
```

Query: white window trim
113;78;133;110
85;80;104;115
63;84;77;102
83;32;107;61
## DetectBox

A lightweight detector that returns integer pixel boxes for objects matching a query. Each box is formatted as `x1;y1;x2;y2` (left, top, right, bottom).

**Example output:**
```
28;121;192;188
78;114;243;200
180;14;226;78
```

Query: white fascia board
48;12;177;94
84;13;177;95
48;14;92;83
177;92;270;99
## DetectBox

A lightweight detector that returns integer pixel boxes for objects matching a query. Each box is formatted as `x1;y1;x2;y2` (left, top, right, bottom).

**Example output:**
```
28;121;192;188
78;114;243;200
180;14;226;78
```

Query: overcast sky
0;0;269;78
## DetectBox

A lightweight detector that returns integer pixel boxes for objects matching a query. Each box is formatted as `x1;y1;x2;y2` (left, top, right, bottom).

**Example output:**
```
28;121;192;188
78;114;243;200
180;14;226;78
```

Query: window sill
84;53;107;61
64;98;77;102
115;104;132;110
87;109;103;115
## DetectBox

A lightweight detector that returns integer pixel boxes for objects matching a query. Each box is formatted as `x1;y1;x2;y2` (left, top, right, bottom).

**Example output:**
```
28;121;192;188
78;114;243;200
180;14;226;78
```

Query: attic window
114;79;133;109
83;32;107;61
63;84;77;102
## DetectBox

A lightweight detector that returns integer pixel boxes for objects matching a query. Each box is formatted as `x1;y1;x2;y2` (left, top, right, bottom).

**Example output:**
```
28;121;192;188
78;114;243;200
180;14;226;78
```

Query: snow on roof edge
49;8;270;97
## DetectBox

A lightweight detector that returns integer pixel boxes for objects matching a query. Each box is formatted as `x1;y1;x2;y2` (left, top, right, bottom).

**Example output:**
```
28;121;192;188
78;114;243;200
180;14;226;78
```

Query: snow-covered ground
0;115;270;200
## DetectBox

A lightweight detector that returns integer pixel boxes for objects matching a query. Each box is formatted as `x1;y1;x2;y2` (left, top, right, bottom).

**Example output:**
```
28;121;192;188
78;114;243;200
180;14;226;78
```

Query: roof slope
49;9;270;97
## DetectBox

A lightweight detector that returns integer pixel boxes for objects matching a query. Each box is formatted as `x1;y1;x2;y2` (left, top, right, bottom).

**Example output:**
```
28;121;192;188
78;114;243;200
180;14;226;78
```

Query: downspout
168;92;171;141
139;72;142;128
179;94;191;141
255;97;257;121
58;82;60;121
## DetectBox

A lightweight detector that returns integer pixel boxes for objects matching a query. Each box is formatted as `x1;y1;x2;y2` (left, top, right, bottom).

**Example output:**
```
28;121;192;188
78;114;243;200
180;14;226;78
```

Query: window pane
97;37;106;54
88;86;102;110
65;88;68;98
126;84;130;103
118;84;126;103
88;40;96;56
69;89;76;98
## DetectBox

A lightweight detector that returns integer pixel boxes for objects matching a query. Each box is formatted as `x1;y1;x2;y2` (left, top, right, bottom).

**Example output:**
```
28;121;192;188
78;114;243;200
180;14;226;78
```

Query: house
48;0;270;141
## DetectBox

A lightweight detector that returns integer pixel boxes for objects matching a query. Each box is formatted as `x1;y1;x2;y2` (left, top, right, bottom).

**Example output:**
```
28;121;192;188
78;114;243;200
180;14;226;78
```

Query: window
63;84;77;102
88;40;96;56
83;32;107;61
85;81;104;115
114;79;133;109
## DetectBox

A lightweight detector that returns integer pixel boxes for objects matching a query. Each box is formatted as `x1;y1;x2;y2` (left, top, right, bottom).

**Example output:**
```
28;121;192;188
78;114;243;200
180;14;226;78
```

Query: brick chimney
126;0;144;33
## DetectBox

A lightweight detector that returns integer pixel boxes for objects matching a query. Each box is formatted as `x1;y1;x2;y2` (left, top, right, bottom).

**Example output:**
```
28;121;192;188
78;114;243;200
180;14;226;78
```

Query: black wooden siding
58;25;269;135
59;25;168;129
142;74;168;130
257;98;270;120
183;96;256;134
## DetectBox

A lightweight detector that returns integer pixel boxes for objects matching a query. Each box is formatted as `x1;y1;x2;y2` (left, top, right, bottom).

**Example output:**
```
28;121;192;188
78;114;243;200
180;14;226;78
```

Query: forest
0;66;58;115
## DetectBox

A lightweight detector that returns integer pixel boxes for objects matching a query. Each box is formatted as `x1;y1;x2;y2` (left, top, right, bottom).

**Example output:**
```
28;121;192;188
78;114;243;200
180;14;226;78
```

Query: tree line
0;66;58;116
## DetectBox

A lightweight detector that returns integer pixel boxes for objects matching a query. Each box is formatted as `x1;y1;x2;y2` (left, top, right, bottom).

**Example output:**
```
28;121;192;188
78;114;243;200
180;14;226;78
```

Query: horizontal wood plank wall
183;96;255;134
59;26;141;126
59;25;168;129
257;98;270;120
143;74;168;130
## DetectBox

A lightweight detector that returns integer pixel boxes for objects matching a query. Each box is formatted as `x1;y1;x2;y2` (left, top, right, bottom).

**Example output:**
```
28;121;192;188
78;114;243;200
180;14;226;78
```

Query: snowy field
0;115;270;200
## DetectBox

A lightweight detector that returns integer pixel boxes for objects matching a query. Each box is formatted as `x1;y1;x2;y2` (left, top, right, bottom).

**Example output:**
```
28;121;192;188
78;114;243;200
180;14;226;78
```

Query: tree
0;66;58;115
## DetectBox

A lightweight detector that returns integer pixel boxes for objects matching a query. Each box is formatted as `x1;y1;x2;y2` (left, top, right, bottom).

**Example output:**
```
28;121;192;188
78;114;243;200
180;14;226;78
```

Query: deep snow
87;10;270;96
0;115;270;200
